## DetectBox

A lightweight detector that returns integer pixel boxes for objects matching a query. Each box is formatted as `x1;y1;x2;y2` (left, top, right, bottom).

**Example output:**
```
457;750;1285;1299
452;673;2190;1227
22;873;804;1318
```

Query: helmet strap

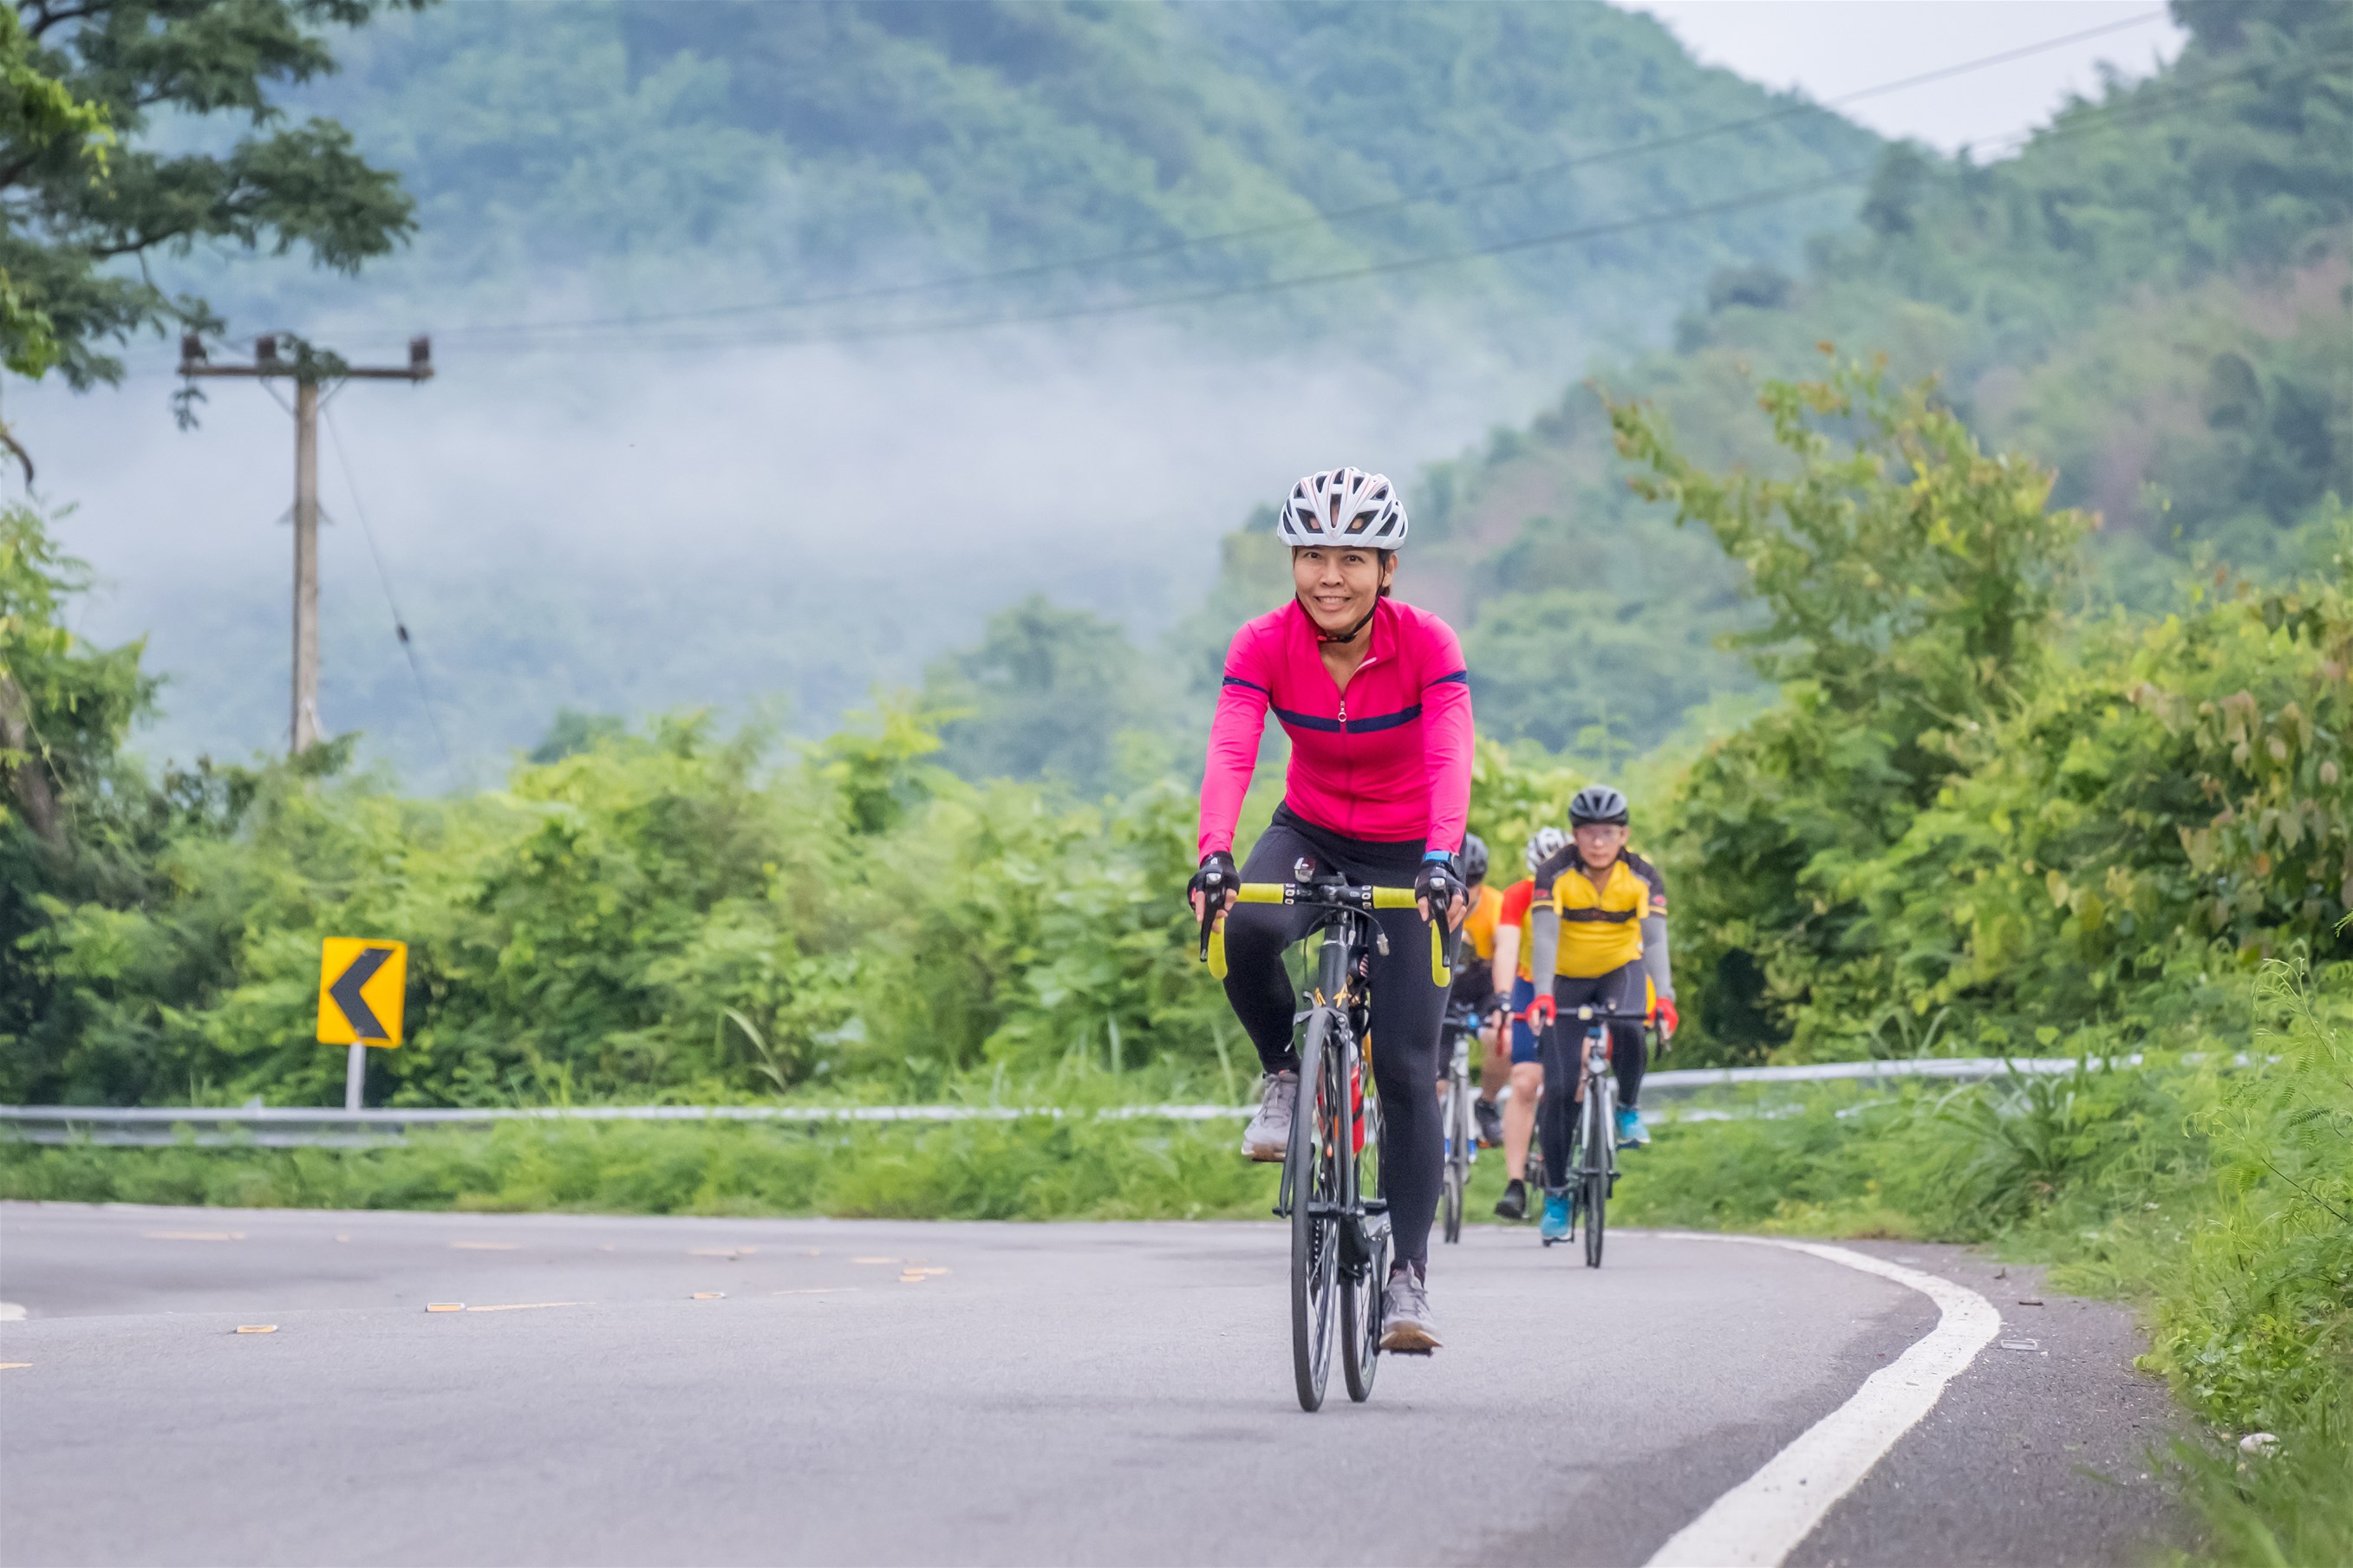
1304;594;1379;647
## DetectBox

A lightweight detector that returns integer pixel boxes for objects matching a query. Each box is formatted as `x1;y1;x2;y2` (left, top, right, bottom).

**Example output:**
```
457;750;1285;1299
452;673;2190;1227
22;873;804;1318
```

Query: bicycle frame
1578;1024;1617;1184
1274;900;1384;1259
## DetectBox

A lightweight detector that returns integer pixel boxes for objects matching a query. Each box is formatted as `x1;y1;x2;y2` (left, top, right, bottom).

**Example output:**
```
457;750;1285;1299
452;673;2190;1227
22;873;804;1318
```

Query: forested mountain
204;0;1873;367
1137;0;2351;766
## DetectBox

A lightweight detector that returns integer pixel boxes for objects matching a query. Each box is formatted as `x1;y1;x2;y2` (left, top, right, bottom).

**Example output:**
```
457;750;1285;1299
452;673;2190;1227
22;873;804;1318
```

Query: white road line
1643;1234;2002;1568
0;1302;25;1322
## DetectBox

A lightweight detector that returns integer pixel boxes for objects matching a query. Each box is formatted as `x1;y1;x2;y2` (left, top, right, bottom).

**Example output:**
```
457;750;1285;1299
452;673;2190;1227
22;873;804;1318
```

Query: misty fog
40;320;1573;786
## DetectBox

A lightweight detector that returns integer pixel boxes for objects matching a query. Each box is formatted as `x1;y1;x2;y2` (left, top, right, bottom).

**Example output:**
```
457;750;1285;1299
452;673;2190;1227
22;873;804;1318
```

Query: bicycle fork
1282;934;1386;1278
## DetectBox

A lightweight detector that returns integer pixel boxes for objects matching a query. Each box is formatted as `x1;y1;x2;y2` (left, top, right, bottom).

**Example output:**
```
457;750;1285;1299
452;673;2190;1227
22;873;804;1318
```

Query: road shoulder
1788;1241;2188;1568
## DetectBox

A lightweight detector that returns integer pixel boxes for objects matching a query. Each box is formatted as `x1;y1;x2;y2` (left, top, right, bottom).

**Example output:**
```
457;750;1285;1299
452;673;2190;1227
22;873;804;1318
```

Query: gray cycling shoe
1240;1070;1299;1161
1379;1263;1441;1353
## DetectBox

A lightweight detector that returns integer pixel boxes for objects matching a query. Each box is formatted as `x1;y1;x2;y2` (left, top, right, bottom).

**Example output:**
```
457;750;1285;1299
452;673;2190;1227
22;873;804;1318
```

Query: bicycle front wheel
1289;1012;1341;1412
1582;1084;1610;1269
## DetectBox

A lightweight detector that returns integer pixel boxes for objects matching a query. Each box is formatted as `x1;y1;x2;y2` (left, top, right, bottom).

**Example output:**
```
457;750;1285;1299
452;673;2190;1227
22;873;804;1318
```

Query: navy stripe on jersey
1344;704;1423;734
1271;703;1425;735
1272;706;1344;732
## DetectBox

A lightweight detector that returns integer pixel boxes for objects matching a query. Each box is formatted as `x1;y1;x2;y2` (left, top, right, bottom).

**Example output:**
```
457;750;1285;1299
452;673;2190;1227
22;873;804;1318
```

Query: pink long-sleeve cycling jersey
1197;597;1474;859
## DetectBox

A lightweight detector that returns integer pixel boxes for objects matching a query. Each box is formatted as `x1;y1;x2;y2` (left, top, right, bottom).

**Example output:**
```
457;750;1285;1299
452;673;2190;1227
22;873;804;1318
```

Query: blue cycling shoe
1539;1187;1573;1245
1616;1108;1651;1148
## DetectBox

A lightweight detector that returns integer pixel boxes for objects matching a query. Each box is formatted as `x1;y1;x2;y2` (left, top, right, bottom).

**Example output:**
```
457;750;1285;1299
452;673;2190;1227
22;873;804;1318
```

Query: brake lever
1195;870;1224;964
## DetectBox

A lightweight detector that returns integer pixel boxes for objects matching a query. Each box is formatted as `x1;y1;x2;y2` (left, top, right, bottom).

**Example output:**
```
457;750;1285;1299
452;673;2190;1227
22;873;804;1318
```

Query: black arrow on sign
329;946;395;1040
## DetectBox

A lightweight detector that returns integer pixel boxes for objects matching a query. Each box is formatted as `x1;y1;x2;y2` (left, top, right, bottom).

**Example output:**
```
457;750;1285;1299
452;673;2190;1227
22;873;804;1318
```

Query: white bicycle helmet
1524;826;1568;872
1277;467;1408;549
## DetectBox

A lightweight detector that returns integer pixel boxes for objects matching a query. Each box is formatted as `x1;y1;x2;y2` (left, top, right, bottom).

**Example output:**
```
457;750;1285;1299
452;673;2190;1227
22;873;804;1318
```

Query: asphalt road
0;1203;2179;1567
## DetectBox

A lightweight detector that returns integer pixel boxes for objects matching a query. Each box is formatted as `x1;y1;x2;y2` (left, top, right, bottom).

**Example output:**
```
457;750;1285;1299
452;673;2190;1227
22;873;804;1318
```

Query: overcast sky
1614;0;2187;153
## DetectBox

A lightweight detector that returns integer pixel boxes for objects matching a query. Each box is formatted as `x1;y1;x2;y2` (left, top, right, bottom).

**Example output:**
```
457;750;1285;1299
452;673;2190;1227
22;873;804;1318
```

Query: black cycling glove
1413;855;1465;920
1189;850;1239;909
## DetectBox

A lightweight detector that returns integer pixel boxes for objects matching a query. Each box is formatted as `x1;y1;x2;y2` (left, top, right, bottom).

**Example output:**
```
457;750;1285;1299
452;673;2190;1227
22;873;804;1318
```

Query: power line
443;41;2336;360
431;9;2168;344
106;29;2319;381
539;169;1868;355
320;400;458;776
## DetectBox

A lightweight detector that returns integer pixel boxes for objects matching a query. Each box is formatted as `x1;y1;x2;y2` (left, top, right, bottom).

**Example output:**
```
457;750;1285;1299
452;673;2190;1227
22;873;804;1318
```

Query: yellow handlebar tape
1209;884;1449;984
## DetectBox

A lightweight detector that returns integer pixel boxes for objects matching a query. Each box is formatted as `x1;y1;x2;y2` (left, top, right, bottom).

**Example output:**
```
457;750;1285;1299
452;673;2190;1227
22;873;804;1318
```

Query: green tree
1848;524;2353;1040
927;595;1163;797
0;0;422;394
1610;357;2089;1058
0;503;149;846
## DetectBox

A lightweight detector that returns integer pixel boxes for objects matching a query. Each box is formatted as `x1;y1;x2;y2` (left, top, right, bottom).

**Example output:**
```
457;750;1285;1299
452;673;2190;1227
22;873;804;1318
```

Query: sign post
317;939;408;1111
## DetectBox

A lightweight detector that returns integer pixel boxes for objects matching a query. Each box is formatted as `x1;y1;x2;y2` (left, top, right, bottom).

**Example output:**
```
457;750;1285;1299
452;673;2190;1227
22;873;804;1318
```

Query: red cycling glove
1523;992;1556;1031
1652;996;1680;1037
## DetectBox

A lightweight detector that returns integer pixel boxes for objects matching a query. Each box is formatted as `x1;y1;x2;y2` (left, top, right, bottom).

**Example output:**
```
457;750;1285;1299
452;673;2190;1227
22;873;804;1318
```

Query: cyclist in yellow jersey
1522;786;1679;1244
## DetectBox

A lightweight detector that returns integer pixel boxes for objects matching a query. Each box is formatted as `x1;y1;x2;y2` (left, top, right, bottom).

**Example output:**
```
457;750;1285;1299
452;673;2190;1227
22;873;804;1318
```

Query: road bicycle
1541;1004;1654;1269
1437;998;1481;1244
1201;861;1449;1410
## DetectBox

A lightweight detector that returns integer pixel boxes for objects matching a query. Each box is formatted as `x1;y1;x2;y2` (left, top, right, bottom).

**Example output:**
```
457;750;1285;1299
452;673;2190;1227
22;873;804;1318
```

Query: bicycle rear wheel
1340;1086;1386;1403
1290;1012;1341;1412
1582;1083;1610;1269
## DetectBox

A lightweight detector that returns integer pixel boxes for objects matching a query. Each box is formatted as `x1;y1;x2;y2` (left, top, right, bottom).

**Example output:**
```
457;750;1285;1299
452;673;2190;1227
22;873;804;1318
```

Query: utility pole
178;334;433;753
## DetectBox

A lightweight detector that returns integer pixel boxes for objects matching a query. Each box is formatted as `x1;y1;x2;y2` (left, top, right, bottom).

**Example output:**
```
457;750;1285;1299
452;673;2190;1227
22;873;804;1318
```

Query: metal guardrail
0;1056;2197;1148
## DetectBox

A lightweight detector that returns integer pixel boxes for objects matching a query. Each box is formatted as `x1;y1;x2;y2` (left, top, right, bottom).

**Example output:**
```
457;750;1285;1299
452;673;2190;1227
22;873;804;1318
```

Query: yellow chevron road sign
317;938;407;1047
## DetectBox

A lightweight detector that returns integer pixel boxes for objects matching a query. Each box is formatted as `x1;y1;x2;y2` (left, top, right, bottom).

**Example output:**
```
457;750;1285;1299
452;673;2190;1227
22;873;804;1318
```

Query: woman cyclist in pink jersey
1188;466;1475;1352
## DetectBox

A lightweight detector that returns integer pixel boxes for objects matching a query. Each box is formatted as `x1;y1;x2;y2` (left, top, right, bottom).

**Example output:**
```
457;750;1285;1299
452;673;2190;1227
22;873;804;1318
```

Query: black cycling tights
1220;805;1447;1268
1536;963;1647;1190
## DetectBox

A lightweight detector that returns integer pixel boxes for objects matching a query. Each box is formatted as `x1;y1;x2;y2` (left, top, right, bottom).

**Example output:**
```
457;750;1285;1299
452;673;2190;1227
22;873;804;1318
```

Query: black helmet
1568;784;1629;827
1458;832;1489;884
